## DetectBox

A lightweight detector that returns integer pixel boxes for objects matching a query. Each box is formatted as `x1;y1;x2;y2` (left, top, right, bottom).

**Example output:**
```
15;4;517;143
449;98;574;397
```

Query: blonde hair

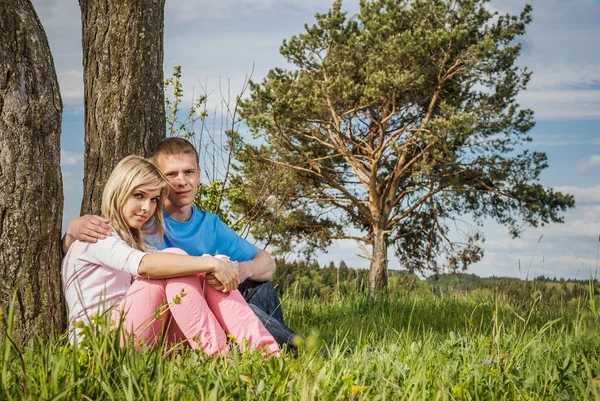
102;156;169;251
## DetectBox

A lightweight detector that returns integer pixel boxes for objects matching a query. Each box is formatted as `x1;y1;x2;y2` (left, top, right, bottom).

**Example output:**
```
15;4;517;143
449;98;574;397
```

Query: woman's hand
210;256;240;292
206;255;240;291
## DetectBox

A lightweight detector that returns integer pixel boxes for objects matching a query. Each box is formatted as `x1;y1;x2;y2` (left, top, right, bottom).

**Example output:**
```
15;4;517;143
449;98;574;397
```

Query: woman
61;156;279;356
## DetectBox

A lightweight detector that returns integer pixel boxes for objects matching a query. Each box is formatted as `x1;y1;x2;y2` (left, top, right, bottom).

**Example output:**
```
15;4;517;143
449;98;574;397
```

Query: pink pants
112;248;279;356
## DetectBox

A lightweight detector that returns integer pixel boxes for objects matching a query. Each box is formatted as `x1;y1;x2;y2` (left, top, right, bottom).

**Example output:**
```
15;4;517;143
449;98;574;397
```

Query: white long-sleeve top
61;227;147;333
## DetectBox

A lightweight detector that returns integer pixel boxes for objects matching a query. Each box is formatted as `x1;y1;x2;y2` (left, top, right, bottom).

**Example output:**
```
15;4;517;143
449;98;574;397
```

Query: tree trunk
0;0;66;343
79;0;166;215
369;226;389;292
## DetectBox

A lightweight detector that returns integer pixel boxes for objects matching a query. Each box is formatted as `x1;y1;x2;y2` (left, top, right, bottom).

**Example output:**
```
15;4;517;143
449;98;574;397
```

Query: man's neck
164;202;193;222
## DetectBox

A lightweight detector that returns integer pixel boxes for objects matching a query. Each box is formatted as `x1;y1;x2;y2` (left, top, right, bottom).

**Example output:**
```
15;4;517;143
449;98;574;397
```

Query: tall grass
1;284;599;400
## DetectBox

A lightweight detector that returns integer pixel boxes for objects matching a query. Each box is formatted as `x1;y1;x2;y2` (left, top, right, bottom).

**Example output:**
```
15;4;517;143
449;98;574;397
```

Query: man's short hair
151;137;199;165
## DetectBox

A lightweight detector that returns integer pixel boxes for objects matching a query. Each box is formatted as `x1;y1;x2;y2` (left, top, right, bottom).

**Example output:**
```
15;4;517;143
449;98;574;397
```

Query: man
63;137;297;349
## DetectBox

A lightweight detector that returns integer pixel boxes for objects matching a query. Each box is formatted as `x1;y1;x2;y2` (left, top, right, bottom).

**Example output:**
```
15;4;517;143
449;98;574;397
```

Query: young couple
62;137;297;356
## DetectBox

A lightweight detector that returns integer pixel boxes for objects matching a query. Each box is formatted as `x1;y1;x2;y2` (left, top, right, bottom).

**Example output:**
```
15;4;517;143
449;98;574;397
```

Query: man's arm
62;215;112;254
237;249;276;282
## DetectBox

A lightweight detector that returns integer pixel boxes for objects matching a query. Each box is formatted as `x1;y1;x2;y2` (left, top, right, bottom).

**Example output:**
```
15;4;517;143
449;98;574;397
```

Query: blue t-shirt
147;205;257;262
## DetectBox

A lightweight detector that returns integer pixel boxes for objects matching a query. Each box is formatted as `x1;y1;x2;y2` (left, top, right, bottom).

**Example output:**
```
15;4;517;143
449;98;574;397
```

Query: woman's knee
165;275;206;300
128;277;167;299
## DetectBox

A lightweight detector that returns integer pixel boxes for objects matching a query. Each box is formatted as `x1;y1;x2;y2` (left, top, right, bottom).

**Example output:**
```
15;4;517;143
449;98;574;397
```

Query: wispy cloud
518;90;600;120
576;155;600;172
518;64;600;119
530;132;596;147
528;65;600;91
57;70;83;105
33;0;80;30
165;0;337;21
555;183;600;204
535;205;600;237
61;149;83;166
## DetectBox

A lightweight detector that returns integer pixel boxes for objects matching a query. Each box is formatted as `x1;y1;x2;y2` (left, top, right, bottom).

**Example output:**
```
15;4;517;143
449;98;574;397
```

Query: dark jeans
238;280;297;349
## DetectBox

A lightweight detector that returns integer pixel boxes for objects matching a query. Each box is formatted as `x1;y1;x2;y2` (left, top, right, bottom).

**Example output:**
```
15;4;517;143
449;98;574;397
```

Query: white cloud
530;204;600;237
530;133;593;147
33;0;80;31
57;70;84;105
495;1;600;120
32;0;600;120
472;249;599;281
484;236;533;252
163;28;293;110
555;184;600;204
528;65;600;91
165;0;337;21
576;155;600;172
518;90;600;119
61;149;83;166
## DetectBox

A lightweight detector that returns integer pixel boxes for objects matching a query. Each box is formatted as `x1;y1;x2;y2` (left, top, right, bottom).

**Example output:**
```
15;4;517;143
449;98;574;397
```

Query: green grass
1;288;599;400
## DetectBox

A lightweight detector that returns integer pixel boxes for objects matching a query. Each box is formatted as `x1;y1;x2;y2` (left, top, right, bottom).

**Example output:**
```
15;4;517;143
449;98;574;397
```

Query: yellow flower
451;385;463;400
351;385;364;396
227;333;238;342
341;373;354;382
593;377;600;387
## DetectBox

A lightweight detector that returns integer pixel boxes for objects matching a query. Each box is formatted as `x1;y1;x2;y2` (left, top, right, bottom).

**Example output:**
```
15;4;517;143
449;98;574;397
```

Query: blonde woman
61;156;279;356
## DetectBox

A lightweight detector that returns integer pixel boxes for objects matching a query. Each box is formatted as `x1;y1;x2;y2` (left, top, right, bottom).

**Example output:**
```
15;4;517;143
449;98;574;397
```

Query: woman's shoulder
67;225;123;255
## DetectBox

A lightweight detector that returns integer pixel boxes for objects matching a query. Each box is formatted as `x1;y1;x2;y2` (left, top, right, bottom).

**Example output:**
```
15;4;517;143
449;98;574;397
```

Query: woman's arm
138;253;240;292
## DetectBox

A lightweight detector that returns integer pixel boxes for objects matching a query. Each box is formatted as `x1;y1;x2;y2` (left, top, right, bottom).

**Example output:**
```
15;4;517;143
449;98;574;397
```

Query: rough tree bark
369;224;389;293
0;0;66;343
79;0;166;215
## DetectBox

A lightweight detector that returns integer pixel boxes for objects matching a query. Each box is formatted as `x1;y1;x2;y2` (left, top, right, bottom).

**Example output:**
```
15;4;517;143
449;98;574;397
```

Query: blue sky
33;0;600;279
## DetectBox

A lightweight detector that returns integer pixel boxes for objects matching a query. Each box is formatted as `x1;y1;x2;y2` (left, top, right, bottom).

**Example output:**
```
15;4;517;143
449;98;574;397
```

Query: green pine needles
236;0;574;290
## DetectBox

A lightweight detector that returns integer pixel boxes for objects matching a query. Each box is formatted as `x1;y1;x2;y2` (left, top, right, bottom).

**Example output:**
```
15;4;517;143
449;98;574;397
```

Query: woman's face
121;186;162;229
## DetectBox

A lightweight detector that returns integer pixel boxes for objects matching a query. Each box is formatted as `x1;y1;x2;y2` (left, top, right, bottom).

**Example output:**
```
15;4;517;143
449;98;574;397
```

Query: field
1;280;599;400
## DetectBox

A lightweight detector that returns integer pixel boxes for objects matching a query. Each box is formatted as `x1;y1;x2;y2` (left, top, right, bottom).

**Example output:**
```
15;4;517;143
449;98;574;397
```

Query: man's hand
205;273;225;291
62;215;112;254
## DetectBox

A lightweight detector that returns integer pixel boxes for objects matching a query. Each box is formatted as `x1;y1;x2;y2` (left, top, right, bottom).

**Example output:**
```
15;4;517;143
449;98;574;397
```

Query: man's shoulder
190;207;222;225
163;206;217;225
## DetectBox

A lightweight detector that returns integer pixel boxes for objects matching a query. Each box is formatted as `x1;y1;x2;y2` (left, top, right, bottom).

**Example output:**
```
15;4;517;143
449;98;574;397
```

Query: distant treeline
272;259;370;298
272;259;600;307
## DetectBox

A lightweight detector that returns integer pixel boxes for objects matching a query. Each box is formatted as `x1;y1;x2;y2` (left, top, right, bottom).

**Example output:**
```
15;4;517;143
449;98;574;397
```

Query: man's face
155;153;200;208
